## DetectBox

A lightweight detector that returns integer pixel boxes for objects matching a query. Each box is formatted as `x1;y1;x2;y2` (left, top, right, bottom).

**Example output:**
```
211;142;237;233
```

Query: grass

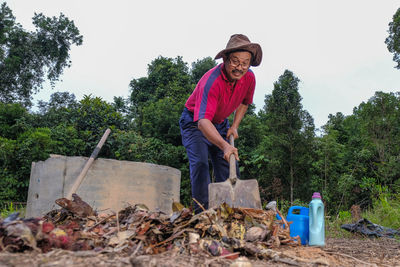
326;211;354;238
326;191;400;238
0;202;26;219
363;192;400;230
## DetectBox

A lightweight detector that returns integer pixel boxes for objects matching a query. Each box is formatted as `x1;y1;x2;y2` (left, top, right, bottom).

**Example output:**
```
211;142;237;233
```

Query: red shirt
185;63;255;124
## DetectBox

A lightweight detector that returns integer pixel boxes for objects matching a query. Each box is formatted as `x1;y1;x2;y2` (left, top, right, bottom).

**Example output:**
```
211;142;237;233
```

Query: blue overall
179;107;239;214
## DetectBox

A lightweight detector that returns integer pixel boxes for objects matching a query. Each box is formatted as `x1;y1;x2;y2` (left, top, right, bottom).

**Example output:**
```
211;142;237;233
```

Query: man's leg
210;145;229;183
185;134;210;213
180;109;211;214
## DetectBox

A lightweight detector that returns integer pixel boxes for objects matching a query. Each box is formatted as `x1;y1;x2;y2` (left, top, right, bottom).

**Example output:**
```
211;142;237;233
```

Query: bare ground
0;237;399;267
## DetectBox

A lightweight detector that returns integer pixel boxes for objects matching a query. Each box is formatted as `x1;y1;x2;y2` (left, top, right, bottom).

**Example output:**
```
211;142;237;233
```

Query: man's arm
198;119;239;162
227;103;248;139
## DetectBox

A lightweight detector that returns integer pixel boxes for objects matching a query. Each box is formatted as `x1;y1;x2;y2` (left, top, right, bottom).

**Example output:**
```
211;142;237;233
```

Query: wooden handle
228;135;237;184
66;128;111;199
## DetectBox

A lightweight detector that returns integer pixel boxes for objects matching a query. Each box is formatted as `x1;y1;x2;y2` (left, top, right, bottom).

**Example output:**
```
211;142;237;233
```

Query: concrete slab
26;155;181;217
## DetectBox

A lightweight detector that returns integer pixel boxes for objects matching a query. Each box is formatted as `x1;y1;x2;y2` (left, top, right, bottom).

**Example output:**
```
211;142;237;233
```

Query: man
179;34;262;213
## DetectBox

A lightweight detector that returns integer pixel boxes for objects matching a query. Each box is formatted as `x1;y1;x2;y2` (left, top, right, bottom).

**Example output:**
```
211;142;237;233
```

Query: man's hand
222;143;239;162
227;127;239;140
198;119;240;162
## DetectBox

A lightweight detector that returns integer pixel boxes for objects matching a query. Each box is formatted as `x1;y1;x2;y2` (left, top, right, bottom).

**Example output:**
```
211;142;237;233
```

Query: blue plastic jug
309;192;325;246
286;206;309;245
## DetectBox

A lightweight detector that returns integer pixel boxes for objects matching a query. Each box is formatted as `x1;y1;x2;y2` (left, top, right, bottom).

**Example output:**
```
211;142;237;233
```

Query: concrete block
26;156;181;217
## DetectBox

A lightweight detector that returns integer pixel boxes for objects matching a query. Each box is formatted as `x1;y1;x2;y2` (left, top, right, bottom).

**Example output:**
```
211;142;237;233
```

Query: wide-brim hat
215;34;262;66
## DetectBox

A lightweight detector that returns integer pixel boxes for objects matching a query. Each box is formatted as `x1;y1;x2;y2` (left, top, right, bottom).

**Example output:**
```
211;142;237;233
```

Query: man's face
224;51;252;82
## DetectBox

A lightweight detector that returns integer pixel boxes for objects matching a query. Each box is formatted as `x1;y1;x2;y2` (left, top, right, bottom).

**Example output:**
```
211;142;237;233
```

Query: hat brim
214;43;262;66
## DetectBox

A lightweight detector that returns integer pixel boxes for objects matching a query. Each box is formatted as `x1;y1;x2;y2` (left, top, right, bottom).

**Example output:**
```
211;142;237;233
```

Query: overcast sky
5;0;400;130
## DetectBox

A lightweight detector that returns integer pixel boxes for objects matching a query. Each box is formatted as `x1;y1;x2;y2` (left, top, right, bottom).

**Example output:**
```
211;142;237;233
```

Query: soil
0;237;399;267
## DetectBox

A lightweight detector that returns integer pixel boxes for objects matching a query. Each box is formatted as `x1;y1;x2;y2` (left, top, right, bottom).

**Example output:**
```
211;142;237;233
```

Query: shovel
66;128;111;200
208;135;262;209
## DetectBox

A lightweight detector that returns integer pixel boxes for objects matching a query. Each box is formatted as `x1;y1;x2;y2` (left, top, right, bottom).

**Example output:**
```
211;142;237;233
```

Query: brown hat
215;34;262;66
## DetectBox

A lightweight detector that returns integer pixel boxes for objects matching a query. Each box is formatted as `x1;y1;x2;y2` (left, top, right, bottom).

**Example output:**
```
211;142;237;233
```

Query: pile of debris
0;194;300;260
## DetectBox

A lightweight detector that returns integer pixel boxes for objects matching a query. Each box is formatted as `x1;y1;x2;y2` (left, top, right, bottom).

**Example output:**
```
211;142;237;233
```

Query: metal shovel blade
208;136;262;209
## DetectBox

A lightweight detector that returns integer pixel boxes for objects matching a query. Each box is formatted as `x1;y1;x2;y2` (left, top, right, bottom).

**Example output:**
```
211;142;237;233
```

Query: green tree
190;57;217;84
386;7;400;69
0;3;83;105
311;127;345;206
129;56;193;143
140;98;186;146
129;56;192;116
75;95;126;156
353;92;400;186
0;137;18;202
259;70;315;203
13;128;55;201
36;92;78;128
0;102;32;139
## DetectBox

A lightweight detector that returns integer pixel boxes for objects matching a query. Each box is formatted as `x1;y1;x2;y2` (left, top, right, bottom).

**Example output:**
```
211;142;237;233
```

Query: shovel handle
66;128;111;199
228;135;237;183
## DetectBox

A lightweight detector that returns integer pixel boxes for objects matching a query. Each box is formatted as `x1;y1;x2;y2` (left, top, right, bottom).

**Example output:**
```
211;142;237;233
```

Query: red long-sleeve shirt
185;63;255;124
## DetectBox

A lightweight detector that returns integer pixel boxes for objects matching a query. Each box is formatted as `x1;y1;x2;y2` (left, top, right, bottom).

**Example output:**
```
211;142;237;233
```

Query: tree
353;92;400;186
129;56;192;113
0;102;32;139
385;7;400;69
190;57;217;84
129;56;194;143
0;3;83;105
311;127;345;206
36;92;78;127
259;70;315;203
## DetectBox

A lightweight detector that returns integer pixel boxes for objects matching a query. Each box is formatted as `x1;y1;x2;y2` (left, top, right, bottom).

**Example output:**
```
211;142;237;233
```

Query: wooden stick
66;128;111;199
192;198;206;212
87;213;115;231
131;240;143;256
325;251;378;266
276;207;289;229
192;197;214;225
116;211;120;234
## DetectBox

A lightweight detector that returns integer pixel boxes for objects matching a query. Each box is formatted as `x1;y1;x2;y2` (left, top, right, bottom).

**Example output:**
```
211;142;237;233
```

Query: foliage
1;19;400;217
0;202;25;218
325;211;353;238
129;56;194;145
190;57;217;84
36;92;79;128
0;3;83;106
140;98;185;146
386;8;400;69
0;102;32;139
326;189;400;238
257;70;315;204
129;56;192;117
277;198;308;217
75;95;127;156
0;137;18;202
364;186;400;229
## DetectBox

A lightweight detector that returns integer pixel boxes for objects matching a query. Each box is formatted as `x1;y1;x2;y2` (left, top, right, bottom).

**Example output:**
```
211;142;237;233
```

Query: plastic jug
309;192;325;246
286;206;309;245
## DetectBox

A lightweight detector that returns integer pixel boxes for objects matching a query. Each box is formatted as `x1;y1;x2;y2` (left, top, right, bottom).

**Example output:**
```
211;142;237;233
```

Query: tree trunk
290;147;294;204
324;154;327;193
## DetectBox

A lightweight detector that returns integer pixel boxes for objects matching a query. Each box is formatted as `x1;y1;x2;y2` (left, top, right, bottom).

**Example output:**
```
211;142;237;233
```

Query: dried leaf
172;202;185;212
228;222;246;240
108;230;135;246
137;221;151;235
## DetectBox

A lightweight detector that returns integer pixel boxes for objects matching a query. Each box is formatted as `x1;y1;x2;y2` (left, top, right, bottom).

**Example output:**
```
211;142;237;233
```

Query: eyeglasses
229;57;250;70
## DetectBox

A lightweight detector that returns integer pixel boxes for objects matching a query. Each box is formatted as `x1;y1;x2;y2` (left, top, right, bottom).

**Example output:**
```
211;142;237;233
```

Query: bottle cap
312;192;321;199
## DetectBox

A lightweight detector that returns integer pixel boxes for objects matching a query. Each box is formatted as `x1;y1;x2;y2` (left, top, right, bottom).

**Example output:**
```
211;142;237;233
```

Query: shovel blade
208;178;262;209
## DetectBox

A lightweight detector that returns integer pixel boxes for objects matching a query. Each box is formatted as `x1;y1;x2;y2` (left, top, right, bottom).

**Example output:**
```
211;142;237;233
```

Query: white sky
5;0;400;130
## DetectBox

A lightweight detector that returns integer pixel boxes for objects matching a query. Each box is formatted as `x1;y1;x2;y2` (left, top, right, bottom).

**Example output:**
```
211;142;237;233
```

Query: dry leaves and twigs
0;194;301;262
